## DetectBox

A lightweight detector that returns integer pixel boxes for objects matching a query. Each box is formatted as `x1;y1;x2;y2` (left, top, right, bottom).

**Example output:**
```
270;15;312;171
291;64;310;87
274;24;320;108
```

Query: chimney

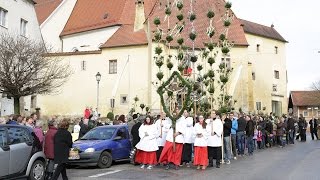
134;0;145;31
271;24;274;28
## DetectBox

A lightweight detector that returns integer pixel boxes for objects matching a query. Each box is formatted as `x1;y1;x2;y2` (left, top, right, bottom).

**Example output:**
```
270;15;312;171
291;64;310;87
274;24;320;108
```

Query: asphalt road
64;139;320;180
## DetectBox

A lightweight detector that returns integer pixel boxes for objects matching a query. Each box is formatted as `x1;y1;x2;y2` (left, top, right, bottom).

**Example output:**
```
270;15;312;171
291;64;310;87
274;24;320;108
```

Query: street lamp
95;72;101;113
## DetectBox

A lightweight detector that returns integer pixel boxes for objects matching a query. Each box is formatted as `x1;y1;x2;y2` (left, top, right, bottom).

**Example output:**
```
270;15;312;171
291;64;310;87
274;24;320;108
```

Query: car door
0;127;9;177
112;127;131;159
7;127;33;175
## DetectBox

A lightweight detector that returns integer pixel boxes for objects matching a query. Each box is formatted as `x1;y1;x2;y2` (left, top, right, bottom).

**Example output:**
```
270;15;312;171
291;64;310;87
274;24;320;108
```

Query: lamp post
95;72;101;113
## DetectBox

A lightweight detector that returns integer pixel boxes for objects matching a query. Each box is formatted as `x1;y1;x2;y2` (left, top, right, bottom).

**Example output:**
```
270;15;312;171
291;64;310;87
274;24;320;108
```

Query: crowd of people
129;110;320;170
0;108;319;179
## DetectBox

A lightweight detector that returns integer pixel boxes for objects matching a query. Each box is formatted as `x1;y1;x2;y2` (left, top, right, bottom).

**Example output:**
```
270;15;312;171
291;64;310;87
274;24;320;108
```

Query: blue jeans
223;136;232;161
231;134;237;157
237;131;245;155
247;135;254;154
288;129;295;144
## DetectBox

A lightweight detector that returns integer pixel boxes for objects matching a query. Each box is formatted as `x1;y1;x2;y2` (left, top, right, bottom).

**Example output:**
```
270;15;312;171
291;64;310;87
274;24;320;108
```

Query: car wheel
98;151;112;168
29;160;45;180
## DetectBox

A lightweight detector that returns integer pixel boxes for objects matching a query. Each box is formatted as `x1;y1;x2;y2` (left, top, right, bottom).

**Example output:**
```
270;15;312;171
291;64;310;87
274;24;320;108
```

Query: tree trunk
14;97;20;114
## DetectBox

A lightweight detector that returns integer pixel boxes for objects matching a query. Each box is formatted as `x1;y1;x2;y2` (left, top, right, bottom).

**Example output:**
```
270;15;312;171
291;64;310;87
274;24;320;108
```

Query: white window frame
275;46;278;54
120;94;128;105
109;60;117;74
256;102;262;111
0;8;8;28
20;18;28;37
221;57;231;69
81;60;86;71
303;111;308;117
252;72;256;80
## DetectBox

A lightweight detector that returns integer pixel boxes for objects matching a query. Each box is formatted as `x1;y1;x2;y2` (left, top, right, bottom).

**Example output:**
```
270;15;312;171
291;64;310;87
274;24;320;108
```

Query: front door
112;128;131;159
0;128;9;177
272;100;282;117
8;127;32;175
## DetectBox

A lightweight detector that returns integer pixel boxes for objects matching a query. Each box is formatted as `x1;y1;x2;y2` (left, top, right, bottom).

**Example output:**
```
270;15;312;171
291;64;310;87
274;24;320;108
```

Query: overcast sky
229;0;320;92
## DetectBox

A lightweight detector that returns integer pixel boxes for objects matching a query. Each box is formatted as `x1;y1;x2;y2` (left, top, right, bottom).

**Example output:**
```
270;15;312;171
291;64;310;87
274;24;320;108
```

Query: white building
0;0;43;116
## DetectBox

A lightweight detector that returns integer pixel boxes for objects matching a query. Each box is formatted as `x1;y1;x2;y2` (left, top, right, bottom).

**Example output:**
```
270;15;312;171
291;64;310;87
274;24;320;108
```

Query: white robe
166;116;186;144
194;123;209;147
155;118;172;146
184;117;195;144
206;118;223;147
135;124;159;152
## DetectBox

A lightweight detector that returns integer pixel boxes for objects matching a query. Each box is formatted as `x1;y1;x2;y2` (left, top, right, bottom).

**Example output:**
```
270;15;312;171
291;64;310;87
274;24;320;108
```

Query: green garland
157;71;192;125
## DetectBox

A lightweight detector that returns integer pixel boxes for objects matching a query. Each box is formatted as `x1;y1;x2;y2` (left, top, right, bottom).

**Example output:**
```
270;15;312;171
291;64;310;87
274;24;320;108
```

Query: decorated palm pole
152;0;235;151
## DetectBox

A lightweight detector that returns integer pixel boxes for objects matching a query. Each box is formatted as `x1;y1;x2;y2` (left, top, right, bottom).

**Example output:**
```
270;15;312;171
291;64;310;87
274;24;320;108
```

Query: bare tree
311;80;320;91
0;33;72;114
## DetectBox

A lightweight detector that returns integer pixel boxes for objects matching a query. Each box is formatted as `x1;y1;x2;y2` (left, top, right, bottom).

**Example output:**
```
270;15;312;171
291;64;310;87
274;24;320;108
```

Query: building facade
0;0;43;116
34;0;288;116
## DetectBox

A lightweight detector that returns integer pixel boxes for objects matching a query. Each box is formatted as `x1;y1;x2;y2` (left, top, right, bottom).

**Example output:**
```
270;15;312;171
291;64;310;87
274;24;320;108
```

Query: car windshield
81;127;116;140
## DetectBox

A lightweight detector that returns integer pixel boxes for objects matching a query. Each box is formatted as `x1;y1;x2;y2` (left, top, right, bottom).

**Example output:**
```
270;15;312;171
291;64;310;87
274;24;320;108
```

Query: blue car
69;125;132;168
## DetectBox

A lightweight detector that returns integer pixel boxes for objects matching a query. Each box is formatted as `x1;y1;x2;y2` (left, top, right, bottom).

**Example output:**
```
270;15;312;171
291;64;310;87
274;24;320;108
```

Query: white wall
40;0;77;52
0;0;42;40
62;26;120;52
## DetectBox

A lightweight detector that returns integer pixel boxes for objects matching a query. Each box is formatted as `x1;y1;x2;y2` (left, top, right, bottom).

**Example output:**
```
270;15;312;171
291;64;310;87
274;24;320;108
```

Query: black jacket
223;118;232;137
309;119;318;131
131;122;142;147
237;117;247;132
79;124;89;139
246;120;254;137
54;128;72;164
286;118;295;130
265;120;273;134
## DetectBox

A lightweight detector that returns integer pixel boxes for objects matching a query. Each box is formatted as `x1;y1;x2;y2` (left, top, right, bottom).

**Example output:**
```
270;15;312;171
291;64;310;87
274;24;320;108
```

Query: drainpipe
147;20;152;107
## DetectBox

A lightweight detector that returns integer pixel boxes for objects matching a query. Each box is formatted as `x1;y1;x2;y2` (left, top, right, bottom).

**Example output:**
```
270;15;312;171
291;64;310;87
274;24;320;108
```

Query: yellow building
35;0;288;116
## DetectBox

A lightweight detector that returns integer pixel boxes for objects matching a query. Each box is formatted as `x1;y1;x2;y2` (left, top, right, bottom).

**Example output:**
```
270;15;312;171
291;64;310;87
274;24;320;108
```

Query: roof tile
35;0;63;25
290;91;320;106
240;19;287;42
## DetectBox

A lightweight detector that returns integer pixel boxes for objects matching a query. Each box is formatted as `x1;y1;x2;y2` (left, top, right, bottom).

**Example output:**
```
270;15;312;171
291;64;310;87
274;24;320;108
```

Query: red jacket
84;108;91;119
44;126;58;159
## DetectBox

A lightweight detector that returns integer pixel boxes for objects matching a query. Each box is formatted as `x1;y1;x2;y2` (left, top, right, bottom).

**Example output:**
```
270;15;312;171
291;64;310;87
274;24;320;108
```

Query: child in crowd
257;126;263;149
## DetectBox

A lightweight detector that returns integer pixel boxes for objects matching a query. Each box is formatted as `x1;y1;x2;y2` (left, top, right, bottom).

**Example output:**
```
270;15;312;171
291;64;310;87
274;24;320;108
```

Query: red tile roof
147;0;248;48
35;0;63;25
61;0;157;36
290;91;320;106
240;19;287;42
101;25;147;48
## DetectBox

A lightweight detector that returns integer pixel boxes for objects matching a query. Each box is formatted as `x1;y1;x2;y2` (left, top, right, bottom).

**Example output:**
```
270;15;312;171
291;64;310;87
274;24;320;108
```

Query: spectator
25;116;34;128
245;115;255;155
222;113;232;164
17;116;26;125
51;119;73;180
6;114;18;125
237;113;247;156
230;112;238;160
44;119;58;180
34;120;44;144
79;119;89;139
72;120;81;142
309;117;318;140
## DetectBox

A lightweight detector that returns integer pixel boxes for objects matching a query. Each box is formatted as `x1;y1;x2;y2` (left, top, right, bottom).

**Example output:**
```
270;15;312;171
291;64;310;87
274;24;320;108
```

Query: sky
229;0;320;92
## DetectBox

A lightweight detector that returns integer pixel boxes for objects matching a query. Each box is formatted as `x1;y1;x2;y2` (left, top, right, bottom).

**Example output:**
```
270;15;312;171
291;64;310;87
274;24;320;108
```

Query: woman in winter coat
51;119;73;180
44;120;58;180
194;115;209;170
135;116;159;169
276;117;285;147
34;120;44;145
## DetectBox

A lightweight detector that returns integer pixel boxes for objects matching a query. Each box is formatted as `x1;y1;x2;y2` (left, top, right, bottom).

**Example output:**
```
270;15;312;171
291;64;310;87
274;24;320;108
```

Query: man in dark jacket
44;120;58;180
223;114;232;164
258;117;266;149
237;113;247;156
286;115;296;144
297;115;307;142
265;118;274;147
131;116;143;147
245;115;254;155
309;117;319;140
52;119;73;180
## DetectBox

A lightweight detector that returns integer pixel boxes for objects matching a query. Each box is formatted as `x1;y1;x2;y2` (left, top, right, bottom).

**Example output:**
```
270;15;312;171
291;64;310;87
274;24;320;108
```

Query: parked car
69;125;132;168
0;124;46;180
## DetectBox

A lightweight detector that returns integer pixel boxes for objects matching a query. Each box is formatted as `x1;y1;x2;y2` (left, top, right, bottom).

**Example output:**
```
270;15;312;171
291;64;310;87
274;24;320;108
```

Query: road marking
89;170;122;178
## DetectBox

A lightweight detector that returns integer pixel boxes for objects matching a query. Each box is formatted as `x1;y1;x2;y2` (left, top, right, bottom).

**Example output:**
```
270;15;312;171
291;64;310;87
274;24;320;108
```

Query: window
109;60;117;74
31;95;37;108
20;19;28;36
275;46;278;54
274;70;279;79
272;84;277;92
252;72;256;80
221;57;231;69
81;60;86;71
256;44;260;52
0;128;7;148
256;102;262;111
303;111;308;117
120;95;128;105
7;127;31;145
0;8;8;27
116;128;128;139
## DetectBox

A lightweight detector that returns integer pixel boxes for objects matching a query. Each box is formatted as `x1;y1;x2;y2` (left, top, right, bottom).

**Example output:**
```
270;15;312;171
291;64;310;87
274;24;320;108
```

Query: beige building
35;0;288;116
